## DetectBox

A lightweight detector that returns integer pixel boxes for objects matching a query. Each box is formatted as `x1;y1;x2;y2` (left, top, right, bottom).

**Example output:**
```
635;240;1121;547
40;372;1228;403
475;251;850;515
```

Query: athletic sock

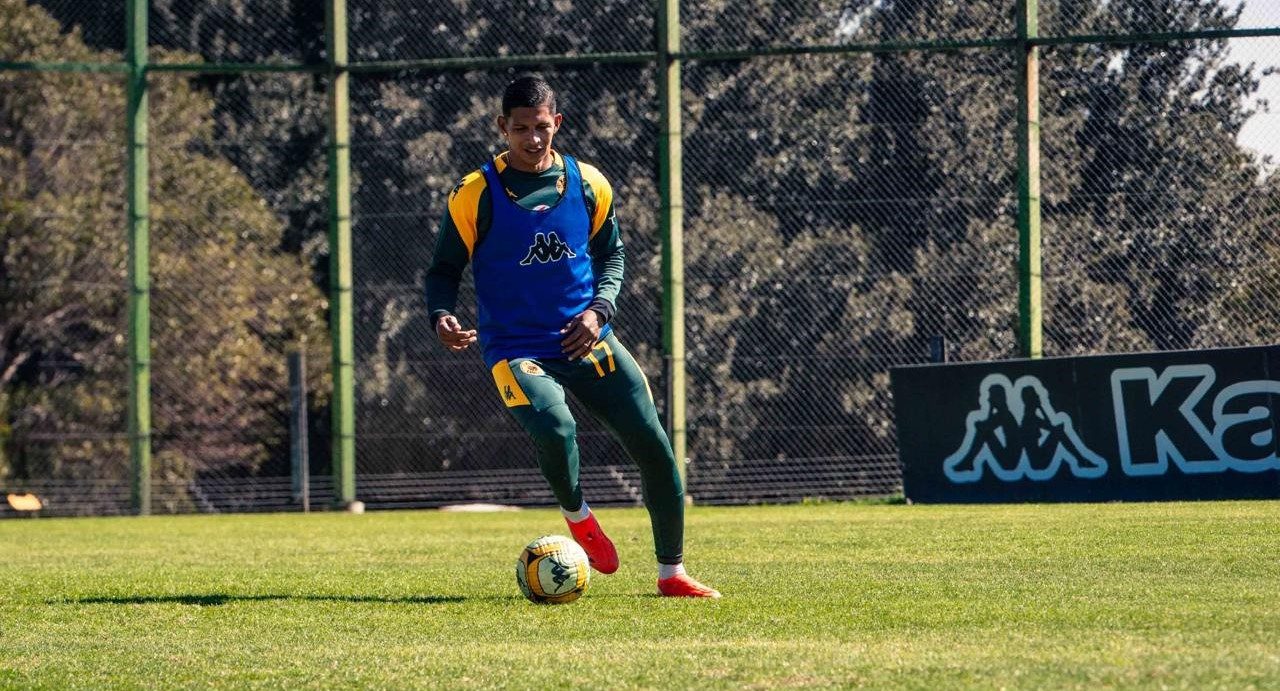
658;562;686;580
561;501;591;523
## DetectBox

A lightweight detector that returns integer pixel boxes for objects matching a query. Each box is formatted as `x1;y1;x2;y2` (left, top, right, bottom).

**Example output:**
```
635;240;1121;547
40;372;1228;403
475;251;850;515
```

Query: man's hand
436;314;477;352
560;309;603;360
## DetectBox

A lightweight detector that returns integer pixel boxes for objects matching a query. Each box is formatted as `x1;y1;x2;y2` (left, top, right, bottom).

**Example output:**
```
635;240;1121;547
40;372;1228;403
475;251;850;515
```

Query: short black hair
502;75;557;116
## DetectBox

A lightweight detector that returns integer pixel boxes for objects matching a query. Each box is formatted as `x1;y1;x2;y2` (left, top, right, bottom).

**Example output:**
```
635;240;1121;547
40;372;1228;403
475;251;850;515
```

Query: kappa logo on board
943;374;1108;483
941;364;1280;485
1111;365;1280;476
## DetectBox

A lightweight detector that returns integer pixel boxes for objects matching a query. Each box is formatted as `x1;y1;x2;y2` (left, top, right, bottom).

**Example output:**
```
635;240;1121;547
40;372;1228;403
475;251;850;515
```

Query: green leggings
489;333;684;564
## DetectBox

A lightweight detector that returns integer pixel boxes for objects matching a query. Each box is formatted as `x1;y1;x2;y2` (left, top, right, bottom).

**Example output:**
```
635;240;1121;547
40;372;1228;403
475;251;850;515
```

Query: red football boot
565;512;619;574
657;573;721;598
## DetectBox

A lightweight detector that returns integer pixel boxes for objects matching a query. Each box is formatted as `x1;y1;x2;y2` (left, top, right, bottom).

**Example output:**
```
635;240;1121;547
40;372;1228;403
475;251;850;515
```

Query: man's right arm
425;212;470;329
427;170;486;329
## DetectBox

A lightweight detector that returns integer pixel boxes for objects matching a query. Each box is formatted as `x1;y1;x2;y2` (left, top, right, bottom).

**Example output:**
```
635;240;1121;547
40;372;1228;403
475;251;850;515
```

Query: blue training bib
472;154;612;367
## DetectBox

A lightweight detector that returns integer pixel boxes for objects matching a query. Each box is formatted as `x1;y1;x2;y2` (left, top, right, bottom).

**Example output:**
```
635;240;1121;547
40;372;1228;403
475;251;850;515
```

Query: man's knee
526;404;577;449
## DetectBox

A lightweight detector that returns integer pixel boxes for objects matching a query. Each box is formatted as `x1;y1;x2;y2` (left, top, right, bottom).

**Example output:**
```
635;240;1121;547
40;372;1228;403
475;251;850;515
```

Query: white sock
658;562;686;580
561;502;591;523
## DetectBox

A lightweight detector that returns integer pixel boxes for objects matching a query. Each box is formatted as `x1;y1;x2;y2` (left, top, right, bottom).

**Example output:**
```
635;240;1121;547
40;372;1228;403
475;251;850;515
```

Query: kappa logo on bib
519;231;576;266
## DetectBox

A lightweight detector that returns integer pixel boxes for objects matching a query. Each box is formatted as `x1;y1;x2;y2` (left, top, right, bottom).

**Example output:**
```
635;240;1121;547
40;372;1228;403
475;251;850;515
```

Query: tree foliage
9;0;1279;498
0;0;328;508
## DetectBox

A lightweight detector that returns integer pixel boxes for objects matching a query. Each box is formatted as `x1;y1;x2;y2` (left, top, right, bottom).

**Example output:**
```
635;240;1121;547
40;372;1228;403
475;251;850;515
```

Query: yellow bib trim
578;161;613;239
447;169;487;257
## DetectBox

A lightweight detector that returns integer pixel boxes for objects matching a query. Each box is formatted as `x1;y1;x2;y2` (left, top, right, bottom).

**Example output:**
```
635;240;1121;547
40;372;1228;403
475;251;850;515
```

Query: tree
19;0;1279;504
1040;0;1270;353
0;0;328;511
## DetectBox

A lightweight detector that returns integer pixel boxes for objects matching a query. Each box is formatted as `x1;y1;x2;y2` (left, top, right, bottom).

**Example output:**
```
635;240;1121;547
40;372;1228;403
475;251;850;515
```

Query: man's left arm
581;162;624;324
588;214;624;324
561;163;624;359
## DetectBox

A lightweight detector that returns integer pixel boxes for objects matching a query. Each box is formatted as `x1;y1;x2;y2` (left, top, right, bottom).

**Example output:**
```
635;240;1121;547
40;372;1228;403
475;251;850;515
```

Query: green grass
2;502;1279;689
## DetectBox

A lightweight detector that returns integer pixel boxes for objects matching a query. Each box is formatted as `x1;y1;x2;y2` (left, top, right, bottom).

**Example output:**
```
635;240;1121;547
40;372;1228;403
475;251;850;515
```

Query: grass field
2;501;1279;689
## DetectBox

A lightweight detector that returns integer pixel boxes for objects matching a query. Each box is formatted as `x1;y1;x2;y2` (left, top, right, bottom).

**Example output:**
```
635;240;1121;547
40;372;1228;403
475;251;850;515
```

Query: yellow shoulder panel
447;169;487;257
577;161;613;239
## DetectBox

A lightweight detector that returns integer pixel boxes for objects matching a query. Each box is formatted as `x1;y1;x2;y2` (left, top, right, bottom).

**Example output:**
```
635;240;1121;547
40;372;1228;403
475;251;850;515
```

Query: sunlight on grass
2;502;1278;688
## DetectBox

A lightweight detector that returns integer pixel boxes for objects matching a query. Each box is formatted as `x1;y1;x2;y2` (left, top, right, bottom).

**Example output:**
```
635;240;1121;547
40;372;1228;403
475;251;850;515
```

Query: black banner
890;345;1280;502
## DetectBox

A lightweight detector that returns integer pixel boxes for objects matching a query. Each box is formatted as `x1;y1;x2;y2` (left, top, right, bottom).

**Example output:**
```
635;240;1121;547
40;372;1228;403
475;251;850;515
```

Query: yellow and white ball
515;535;591;604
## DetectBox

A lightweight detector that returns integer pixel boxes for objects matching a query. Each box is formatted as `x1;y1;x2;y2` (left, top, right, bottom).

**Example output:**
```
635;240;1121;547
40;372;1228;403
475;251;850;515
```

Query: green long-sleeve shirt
425;151;624;327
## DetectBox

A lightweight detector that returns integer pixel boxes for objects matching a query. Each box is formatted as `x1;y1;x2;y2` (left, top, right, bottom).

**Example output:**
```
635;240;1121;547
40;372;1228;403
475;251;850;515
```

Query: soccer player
426;75;719;598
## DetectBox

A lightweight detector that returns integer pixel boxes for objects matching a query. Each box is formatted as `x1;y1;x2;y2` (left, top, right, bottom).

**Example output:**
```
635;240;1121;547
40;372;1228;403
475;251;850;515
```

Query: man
426;75;719;598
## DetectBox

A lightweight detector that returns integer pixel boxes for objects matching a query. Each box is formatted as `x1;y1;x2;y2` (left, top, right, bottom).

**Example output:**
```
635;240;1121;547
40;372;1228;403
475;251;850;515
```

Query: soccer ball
515;534;591;604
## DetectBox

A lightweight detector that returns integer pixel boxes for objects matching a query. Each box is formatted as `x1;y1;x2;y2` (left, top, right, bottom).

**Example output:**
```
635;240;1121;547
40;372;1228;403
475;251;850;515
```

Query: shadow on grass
55;593;470;606
53;591;663;606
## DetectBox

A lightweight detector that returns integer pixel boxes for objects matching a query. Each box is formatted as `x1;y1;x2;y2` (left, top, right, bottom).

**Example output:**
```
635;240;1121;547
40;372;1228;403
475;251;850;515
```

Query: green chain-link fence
681;46;1021;502
351;65;663;507
2;0;1278;516
148;71;331;512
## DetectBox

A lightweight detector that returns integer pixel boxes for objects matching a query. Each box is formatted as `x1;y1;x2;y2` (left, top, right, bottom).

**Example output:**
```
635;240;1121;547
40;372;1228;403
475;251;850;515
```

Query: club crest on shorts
519;361;545;376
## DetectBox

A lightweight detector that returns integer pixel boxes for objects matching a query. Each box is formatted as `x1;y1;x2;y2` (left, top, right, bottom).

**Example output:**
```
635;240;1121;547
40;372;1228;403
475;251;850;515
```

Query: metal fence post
326;0;358;508
126;0;151;515
658;0;687;486
929;335;949;364
1017;0;1043;358
288;349;310;512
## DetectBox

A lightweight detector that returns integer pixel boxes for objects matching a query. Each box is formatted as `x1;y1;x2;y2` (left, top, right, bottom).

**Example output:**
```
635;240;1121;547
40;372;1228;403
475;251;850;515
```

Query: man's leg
566;334;718;597
562;336;682;561
492;358;582;510
493;358;618;573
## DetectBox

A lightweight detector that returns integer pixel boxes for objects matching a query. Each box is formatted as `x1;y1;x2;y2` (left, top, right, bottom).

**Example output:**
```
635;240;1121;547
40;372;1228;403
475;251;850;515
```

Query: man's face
497;104;562;172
